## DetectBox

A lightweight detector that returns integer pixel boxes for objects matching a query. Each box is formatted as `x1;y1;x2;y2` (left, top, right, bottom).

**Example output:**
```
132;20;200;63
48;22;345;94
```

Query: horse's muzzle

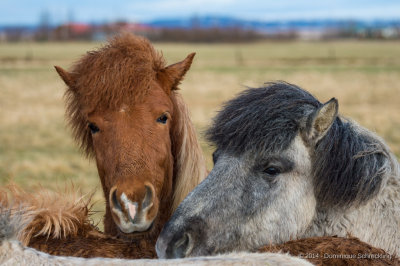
109;184;156;233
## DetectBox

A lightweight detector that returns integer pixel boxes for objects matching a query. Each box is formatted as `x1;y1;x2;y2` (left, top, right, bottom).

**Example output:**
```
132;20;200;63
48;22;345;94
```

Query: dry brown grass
1;40;399;228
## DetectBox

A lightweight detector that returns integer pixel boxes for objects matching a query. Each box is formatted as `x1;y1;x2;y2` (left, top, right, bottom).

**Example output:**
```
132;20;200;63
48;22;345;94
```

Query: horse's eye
157;114;168;124
264;167;280;176
88;123;100;134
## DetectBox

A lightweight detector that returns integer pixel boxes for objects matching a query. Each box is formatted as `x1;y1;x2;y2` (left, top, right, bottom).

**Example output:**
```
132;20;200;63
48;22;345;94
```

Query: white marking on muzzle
121;193;138;221
110;193;139;233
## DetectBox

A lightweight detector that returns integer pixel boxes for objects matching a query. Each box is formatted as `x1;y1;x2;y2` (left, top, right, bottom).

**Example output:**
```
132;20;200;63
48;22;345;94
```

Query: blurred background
1;0;399;227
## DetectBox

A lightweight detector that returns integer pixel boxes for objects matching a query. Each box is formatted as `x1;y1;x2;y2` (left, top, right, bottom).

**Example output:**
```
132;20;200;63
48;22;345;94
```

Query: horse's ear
158;53;195;93
54;66;75;88
304;98;338;143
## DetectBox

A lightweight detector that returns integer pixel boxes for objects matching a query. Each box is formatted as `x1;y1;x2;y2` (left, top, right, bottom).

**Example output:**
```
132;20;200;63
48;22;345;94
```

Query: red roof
122;23;153;31
66;23;91;34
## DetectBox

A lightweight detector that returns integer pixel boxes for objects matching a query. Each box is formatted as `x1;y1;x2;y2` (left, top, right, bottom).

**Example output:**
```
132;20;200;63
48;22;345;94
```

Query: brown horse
22;33;206;257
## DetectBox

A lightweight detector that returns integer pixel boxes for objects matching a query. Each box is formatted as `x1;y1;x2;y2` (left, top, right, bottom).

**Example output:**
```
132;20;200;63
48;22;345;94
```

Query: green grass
1;39;400;228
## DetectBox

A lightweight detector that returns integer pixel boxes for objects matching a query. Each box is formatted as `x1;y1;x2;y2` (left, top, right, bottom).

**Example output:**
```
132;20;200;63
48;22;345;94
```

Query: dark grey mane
314;116;388;207
206;82;320;155
207;81;389;207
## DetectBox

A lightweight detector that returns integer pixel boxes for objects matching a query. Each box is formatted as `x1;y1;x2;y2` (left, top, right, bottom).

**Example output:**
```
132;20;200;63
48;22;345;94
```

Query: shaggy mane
313;117;391;207
206;81;319;156
170;93;207;211
0;184;94;245
64;33;166;156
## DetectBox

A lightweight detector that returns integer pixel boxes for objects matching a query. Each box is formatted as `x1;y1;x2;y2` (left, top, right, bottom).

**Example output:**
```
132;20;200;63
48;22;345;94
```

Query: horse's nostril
173;233;192;258
111;189;122;211
142;184;154;211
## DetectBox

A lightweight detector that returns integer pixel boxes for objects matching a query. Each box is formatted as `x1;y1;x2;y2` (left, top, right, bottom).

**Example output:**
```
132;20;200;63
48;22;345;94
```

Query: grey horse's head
156;82;389;258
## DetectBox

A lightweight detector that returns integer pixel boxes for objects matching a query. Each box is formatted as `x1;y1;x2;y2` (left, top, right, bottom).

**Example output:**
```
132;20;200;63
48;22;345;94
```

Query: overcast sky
1;0;400;25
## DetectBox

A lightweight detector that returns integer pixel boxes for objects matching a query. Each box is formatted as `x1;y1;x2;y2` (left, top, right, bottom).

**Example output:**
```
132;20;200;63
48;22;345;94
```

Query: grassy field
1;40;399;227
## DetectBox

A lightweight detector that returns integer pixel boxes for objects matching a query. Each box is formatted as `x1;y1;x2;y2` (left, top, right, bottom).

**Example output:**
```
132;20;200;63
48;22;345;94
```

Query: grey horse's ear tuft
305;98;338;144
54;66;75;89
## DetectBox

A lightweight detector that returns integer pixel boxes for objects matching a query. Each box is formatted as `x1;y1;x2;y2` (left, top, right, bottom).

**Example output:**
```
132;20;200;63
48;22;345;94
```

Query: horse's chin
115;220;155;239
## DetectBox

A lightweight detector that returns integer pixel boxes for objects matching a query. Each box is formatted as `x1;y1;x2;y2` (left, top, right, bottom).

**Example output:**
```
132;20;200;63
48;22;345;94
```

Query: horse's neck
306;159;400;256
103;206;118;236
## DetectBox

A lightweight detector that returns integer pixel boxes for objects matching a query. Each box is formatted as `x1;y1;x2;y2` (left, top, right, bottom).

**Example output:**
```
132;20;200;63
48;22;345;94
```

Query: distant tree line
1;21;399;42
150;27;263;42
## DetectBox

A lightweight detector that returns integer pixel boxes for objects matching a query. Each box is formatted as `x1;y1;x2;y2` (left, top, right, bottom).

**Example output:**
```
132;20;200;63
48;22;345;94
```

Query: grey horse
156;82;400;258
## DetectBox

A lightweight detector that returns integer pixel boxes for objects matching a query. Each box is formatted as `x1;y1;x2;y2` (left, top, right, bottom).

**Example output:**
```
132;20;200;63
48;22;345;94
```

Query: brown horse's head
55;34;205;237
